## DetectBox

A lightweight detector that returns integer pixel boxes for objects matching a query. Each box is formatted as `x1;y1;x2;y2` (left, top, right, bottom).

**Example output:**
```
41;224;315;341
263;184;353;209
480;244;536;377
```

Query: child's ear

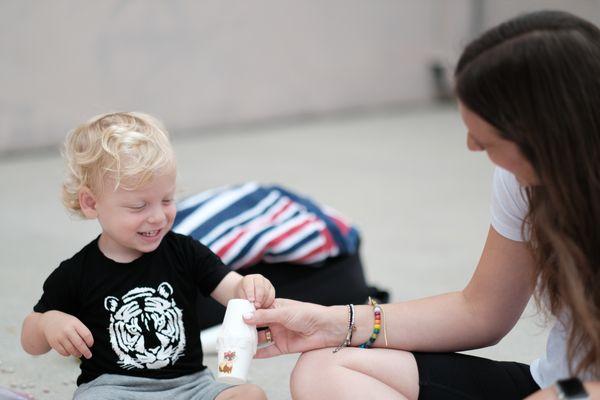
79;187;98;219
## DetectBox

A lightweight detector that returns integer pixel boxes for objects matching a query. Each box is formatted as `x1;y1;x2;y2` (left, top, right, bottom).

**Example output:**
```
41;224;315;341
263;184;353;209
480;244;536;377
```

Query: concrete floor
0;106;550;399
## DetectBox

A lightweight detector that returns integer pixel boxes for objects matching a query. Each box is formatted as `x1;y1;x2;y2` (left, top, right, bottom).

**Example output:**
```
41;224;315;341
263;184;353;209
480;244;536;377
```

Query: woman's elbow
477;322;514;348
485;335;503;347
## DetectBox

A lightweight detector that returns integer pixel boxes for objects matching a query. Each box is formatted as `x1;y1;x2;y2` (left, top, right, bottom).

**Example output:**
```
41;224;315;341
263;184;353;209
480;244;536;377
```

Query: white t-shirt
491;167;594;388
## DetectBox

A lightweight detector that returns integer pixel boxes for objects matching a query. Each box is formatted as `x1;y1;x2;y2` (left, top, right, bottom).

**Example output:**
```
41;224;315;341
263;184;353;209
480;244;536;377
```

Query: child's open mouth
139;229;161;237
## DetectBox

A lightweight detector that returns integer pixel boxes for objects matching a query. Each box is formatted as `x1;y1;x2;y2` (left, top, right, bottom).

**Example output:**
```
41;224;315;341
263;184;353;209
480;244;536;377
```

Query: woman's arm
353;226;537;351
248;226;537;355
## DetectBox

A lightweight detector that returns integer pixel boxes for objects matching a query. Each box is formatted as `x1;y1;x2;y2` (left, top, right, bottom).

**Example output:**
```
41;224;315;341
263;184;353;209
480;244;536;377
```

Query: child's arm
210;271;275;309
21;310;94;359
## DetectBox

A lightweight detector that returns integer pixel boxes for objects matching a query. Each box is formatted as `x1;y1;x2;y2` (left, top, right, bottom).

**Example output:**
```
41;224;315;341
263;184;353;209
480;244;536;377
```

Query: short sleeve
179;234;232;296
490;167;530;242
33;262;77;315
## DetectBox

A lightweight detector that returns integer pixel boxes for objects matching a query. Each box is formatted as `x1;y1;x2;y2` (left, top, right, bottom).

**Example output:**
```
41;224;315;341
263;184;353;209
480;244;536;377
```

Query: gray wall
1;1;599;153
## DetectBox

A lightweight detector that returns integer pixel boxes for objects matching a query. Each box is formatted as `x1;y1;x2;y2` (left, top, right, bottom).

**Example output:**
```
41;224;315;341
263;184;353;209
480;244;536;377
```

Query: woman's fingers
255;342;283;358
245;298;304;325
244;307;288;327
255;327;284;358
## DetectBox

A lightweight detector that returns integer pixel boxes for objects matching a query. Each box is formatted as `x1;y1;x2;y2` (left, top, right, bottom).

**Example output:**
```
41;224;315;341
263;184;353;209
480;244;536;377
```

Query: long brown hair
455;10;600;376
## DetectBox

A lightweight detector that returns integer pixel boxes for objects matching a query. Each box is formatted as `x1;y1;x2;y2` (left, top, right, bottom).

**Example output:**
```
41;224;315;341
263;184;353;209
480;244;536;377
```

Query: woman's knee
290;348;343;399
293;348;339;377
291;347;420;400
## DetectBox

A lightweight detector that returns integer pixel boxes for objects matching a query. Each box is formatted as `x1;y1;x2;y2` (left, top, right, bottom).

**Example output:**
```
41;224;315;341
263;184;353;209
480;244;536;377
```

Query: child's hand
41;310;94;359
237;274;275;309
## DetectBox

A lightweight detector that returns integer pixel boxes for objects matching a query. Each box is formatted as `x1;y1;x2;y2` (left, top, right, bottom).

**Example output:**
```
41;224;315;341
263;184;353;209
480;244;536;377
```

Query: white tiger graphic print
104;282;186;370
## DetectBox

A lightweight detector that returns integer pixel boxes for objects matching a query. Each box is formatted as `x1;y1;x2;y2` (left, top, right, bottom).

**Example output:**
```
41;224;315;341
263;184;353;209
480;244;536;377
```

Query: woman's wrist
321;302;391;349
349;304;377;346
324;305;352;348
323;303;383;349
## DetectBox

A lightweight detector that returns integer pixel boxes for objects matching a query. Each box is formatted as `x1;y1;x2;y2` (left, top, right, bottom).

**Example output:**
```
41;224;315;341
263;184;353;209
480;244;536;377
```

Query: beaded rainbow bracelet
358;297;386;349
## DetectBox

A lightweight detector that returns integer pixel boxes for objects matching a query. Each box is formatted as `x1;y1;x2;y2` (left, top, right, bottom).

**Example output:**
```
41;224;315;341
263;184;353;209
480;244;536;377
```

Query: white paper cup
216;299;258;384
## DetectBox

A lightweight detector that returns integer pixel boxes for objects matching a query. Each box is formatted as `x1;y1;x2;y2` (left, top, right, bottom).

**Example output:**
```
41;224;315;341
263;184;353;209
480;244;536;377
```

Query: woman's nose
466;133;483;152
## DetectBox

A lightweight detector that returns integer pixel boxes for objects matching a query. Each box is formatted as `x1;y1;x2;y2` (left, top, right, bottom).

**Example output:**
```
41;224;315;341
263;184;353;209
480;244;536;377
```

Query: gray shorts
73;369;232;400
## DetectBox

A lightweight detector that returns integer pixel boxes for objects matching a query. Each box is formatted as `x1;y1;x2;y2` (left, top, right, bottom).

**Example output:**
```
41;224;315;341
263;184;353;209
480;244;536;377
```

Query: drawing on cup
218;350;237;374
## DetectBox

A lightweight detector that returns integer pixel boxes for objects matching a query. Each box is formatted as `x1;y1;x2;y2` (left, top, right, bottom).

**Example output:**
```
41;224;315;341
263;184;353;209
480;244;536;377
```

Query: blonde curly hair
62;112;175;217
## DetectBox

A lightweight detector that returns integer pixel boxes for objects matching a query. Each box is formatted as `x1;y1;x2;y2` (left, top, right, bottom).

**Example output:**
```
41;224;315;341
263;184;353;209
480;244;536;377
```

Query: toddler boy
21;112;273;400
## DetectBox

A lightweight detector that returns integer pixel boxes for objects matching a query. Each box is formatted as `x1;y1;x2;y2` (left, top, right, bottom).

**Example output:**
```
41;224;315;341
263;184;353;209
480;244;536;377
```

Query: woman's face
459;102;539;186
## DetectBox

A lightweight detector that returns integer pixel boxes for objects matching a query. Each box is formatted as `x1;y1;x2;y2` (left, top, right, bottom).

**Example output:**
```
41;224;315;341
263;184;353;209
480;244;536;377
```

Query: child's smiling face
81;168;177;263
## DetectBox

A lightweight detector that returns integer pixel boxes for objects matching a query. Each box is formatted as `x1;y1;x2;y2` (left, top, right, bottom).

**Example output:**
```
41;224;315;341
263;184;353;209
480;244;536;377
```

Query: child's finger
242;277;255;302
61;339;81;358
54;342;69;357
266;285;276;307
259;284;275;308
264;279;273;296
75;323;95;348
69;329;92;359
253;279;267;307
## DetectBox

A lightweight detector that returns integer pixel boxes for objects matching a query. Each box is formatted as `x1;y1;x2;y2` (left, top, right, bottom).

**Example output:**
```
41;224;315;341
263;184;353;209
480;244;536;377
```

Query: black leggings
197;252;384;329
414;352;540;400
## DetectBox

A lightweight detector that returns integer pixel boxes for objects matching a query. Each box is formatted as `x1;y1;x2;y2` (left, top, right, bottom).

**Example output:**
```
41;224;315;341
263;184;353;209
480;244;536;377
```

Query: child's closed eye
127;203;146;211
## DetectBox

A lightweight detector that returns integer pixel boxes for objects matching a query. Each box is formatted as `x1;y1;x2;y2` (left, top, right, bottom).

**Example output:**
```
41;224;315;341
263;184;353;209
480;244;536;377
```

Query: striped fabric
173;183;360;270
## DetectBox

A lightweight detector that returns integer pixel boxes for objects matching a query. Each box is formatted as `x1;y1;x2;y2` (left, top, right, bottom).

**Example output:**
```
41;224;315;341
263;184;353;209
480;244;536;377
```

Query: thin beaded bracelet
333;304;355;353
358;297;384;349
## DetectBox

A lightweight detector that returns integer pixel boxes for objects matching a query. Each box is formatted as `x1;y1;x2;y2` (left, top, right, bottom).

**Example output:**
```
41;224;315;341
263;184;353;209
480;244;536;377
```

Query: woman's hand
236;274;276;309
243;298;347;357
40;310;94;359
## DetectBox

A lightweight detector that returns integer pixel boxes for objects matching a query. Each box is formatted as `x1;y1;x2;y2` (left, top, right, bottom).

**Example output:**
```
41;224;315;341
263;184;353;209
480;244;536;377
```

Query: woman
244;10;600;400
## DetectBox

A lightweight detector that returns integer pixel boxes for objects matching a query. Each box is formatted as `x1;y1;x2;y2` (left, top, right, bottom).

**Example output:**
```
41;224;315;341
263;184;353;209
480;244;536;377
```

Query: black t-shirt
33;231;232;385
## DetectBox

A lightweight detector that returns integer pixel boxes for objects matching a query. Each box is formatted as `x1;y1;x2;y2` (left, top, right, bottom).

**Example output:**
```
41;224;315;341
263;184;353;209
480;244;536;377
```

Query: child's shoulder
165;230;205;247
57;236;101;271
163;231;215;257
41;236;100;290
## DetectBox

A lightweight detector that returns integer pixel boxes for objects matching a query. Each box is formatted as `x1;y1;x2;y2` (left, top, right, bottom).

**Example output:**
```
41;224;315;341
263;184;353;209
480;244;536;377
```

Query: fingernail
243;312;254;320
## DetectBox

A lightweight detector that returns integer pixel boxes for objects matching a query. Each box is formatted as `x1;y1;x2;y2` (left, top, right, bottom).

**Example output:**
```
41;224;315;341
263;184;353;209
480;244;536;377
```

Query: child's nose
147;208;166;224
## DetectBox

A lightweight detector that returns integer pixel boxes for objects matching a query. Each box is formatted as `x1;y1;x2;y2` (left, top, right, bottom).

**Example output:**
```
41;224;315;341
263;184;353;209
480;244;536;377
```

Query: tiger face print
104;282;186;370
